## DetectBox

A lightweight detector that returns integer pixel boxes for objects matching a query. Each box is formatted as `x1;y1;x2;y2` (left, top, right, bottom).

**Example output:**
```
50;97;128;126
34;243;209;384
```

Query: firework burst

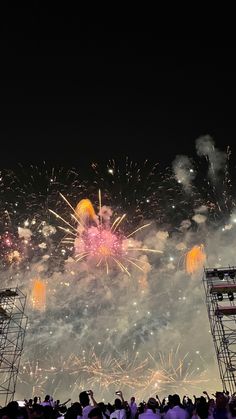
81;349;148;394
143;347;209;396
50;191;162;276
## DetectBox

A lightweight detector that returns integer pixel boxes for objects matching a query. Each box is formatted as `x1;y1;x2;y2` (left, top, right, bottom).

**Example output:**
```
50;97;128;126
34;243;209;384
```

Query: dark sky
1;9;236;169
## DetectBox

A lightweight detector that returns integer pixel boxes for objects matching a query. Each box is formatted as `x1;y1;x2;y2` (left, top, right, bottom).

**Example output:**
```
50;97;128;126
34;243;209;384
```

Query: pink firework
76;226;123;258
50;191;161;275
0;231;23;266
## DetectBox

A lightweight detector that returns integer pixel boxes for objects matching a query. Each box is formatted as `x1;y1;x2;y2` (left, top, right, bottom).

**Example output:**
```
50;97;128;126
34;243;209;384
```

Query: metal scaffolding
0;287;27;406
203;267;236;393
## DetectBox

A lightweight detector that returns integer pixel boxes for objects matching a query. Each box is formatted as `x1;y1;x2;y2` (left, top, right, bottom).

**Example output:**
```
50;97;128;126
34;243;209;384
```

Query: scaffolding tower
0;287;27;406
203;267;236;393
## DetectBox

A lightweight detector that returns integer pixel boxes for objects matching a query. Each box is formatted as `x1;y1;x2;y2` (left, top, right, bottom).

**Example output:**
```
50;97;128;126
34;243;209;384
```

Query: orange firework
31;279;46;311
75;198;97;225
185;244;206;274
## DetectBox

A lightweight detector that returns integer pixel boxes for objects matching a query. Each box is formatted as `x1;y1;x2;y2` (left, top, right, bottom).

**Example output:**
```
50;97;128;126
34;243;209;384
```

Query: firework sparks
0;150;231;401
50;191;162;276
143;347;209;396
0;231;22;267
18;360;49;398
81;350;148;393
18;347;209;400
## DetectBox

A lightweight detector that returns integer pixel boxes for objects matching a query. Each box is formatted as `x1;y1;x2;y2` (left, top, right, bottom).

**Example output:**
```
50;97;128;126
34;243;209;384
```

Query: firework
18;360;49;398
1;147;232;401
0;231;22;267
50;192;162;276
185;245;207;275
140;347;210;397
18;347;210;401
31;279;46;311
81;349;148;394
75;199;98;225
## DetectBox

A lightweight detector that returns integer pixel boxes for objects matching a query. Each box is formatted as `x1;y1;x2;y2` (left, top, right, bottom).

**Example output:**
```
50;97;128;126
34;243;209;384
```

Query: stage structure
203;267;236;393
0;288;27;406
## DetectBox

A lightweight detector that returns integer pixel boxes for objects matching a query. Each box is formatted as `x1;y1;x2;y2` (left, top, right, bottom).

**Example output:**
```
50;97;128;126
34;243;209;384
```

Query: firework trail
0;138;235;401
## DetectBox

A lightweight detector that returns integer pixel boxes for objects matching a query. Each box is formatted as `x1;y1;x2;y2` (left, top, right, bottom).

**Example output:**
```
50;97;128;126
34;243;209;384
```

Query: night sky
1;9;236;168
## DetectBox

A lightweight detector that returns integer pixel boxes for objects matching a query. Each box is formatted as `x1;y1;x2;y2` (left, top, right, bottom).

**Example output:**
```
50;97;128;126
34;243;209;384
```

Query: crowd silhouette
1;389;236;419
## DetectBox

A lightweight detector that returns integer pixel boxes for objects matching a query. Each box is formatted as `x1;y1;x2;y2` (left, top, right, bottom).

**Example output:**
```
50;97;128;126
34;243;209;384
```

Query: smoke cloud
196;135;227;181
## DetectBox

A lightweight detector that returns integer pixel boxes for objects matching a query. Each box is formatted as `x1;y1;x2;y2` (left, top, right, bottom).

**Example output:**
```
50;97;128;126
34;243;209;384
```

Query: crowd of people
1;389;236;419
